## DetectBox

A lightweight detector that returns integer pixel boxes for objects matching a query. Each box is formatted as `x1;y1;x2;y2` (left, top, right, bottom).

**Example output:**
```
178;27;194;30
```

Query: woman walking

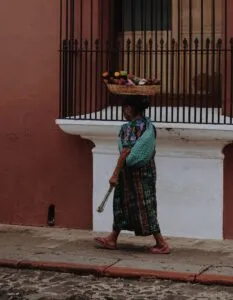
95;95;170;254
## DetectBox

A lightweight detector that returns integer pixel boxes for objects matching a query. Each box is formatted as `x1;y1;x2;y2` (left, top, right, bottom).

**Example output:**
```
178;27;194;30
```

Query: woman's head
122;95;149;121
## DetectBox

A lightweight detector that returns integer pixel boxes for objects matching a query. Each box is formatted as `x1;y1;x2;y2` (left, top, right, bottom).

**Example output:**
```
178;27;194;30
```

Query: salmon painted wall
0;0;93;228
223;144;233;239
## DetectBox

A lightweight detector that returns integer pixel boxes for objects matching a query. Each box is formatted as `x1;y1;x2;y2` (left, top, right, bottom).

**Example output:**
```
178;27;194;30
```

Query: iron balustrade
59;0;233;124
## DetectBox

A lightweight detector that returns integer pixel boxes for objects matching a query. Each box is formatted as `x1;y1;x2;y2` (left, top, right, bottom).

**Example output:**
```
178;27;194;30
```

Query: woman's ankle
108;230;120;242
153;233;168;247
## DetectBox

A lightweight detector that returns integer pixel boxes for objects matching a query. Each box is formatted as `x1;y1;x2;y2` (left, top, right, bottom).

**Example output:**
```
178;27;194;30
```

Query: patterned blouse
119;118;147;149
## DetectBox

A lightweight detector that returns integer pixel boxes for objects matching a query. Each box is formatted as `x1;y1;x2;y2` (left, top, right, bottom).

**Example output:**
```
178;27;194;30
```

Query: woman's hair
122;95;150;114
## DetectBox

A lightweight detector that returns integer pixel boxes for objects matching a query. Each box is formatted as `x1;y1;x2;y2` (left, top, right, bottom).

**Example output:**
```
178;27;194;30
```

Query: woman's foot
151;233;170;254
148;243;170;254
94;236;117;250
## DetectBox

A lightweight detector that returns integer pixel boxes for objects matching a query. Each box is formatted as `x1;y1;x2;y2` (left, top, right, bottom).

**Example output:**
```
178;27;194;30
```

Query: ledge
55;118;233;144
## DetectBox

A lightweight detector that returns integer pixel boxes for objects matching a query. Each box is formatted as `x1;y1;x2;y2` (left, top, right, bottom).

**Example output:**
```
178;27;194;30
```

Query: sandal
94;237;117;250
148;244;171;254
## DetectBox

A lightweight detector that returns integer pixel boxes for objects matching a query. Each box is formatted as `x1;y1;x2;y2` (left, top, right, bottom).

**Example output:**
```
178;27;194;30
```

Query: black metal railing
59;0;233;124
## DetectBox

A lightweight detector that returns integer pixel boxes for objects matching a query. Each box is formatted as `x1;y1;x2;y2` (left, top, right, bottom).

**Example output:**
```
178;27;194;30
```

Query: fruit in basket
114;71;121;79
108;76;115;84
146;79;153;85
131;76;141;85
108;78;119;84
102;71;110;83
102;70;161;88
138;79;148;86
118;78;126;85
152;78;161;85
120;70;128;79
125;79;135;86
102;71;109;78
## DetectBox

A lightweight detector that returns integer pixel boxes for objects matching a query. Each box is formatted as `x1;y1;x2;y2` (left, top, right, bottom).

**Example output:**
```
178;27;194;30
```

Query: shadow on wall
223;143;233;239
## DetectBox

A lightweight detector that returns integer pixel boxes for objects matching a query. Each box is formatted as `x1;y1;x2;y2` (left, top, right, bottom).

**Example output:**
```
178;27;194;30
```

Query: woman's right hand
109;148;131;187
109;174;118;187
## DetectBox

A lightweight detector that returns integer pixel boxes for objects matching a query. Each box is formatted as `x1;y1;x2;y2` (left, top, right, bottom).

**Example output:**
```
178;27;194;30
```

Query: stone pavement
0;225;233;285
1;269;233;300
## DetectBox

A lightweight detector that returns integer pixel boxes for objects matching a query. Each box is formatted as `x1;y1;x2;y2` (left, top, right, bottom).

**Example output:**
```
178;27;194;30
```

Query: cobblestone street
0;268;233;300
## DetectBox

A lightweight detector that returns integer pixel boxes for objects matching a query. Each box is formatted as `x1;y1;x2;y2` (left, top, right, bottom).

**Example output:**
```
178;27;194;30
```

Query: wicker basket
106;84;160;96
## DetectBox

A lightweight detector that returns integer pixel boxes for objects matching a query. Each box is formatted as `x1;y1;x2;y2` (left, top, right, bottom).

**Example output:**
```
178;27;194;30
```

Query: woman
95;95;170;254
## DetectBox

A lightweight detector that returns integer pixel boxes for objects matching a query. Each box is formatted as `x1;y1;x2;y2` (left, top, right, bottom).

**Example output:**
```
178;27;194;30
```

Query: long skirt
113;159;161;236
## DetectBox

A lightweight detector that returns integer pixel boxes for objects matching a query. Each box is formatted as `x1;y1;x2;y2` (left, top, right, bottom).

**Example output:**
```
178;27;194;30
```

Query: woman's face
123;105;135;121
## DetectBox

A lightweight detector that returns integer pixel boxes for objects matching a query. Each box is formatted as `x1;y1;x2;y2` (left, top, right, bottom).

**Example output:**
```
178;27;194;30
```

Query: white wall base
156;152;223;239
92;149;116;233
56;117;233;239
92;139;224;239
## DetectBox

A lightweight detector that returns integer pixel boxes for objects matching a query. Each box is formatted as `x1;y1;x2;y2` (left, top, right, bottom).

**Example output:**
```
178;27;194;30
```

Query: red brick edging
0;259;232;286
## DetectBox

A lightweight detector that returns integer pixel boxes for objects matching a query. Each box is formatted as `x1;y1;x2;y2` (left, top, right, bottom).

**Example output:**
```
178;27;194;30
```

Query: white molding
56;118;233;155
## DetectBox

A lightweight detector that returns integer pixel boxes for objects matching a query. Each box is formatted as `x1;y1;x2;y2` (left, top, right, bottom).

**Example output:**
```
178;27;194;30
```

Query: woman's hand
109;174;118;187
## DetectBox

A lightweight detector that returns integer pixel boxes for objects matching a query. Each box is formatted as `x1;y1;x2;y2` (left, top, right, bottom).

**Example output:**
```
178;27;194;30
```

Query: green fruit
120;70;128;77
132;77;140;85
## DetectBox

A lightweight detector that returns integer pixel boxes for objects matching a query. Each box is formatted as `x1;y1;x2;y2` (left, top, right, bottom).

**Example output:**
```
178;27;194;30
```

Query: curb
0;259;232;286
0;259;104;276
196;273;233;286
104;266;196;282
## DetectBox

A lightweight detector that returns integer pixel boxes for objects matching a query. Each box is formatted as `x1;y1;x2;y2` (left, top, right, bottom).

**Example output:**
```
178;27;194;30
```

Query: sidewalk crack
194;265;212;282
103;258;121;273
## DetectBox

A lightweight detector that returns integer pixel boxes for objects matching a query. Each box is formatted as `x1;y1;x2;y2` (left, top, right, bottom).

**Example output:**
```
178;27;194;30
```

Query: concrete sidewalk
1;225;233;285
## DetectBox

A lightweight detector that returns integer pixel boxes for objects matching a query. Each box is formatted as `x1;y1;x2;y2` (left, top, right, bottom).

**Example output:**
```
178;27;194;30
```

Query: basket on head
106;84;160;96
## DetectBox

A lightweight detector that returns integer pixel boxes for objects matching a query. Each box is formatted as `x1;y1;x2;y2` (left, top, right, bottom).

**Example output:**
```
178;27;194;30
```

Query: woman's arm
109;148;131;187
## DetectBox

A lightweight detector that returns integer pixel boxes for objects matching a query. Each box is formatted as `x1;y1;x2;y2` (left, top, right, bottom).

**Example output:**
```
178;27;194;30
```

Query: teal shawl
118;118;156;168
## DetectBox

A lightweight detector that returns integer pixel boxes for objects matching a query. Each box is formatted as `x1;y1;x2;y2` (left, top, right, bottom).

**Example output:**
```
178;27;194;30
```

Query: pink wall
0;0;93;229
223;144;233;239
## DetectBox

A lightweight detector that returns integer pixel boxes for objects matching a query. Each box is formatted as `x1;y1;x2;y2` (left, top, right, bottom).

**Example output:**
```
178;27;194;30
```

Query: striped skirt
113;159;161;236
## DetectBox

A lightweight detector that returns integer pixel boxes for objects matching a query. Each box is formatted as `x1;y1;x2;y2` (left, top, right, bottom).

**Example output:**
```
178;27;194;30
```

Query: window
123;0;172;32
